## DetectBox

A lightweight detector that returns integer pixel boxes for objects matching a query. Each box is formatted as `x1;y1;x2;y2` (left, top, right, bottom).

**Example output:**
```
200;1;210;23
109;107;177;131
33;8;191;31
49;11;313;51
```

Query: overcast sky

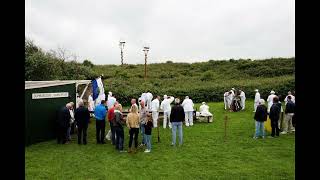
25;0;295;65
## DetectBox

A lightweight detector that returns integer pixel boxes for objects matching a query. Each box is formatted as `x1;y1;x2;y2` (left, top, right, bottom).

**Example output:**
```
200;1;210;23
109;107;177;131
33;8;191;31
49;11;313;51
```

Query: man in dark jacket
269;96;281;137
170;98;185;146
75;101;90;144
253;99;268;139
281;96;295;134
57;103;72;144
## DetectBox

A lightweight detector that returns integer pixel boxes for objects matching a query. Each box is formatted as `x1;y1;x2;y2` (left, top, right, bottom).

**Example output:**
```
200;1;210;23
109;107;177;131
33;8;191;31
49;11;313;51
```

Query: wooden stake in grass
157;119;161;143
224;115;228;142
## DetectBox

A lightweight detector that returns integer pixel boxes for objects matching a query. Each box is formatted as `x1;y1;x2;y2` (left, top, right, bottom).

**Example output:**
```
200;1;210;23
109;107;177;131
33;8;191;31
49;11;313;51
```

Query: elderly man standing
281;96;295;134
239;90;246;110
254;89;260;112
160;95;175;128
94;100;108;144
267;90;277;113
75;101;90;145
151;96;160;128
57;103;72;144
182;96;194;127
88;93;95;113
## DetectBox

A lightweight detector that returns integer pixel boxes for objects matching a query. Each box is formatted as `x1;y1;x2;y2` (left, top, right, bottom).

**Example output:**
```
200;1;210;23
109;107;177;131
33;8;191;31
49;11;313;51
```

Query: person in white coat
239;90;246;110
199;102;213;116
181;96;194;127
88;93;95;112
160;95;174;128
226;91;233;110
254;89;260;112
284;91;295;105
146;92;153;110
267;90;277;113
151;96;160;127
224;91;229;110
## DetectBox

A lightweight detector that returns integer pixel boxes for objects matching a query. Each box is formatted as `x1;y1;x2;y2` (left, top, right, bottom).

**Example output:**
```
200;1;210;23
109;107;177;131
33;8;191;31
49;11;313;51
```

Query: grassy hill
92;58;295;106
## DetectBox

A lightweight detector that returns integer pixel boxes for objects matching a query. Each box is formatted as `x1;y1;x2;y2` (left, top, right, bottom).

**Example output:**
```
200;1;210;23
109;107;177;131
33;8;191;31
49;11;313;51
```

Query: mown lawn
25;100;295;179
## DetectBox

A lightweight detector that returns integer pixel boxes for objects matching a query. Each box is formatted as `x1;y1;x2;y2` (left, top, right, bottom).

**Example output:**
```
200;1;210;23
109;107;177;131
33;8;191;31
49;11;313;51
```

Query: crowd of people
224;88;246;112
253;90;295;138
56;89;295;152
57;92;196;153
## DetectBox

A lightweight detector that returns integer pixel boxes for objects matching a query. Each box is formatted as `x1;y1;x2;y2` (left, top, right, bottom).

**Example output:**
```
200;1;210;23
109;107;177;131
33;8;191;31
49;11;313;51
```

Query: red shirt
107;107;115;122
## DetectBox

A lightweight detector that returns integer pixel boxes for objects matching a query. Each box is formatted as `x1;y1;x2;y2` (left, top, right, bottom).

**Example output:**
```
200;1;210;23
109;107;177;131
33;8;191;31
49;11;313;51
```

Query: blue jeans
67;126;71;140
255;121;265;137
145;134;152;150
115;126;124;151
140;122;146;144
171;122;183;145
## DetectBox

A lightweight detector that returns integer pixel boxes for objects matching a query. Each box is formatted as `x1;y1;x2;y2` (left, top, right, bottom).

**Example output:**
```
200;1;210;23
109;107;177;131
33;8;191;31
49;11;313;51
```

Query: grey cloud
26;0;294;65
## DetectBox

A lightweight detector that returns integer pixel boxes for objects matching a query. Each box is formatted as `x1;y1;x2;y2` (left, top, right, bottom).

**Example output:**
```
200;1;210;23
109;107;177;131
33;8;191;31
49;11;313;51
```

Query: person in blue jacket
94;100;108;144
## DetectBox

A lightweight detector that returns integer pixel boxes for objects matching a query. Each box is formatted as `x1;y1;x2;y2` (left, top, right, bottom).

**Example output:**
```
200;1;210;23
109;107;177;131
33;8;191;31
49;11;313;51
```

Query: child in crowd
144;113;153;153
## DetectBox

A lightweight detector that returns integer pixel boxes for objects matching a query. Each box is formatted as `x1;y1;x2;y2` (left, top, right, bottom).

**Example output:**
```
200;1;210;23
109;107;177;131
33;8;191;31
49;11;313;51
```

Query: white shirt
284;95;295;105
160;97;174;112
239;91;246;100
88;95;94;111
182;98;194;112
254;92;260;103
107;96;116;109
199;104;212;116
146;92;153;101
267;94;277;111
151;99;160;112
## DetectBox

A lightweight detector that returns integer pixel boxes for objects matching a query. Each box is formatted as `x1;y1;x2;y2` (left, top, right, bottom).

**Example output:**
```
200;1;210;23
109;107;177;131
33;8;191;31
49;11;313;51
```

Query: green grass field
25;100;295;179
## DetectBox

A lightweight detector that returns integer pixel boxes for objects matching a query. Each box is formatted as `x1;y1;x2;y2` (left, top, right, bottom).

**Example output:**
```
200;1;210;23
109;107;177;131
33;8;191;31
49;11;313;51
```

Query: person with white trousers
160;95;174;128
239;90;246;110
181;96;194;127
151;96;160;128
254;89;260;112
267;90;277;113
224;91;229;110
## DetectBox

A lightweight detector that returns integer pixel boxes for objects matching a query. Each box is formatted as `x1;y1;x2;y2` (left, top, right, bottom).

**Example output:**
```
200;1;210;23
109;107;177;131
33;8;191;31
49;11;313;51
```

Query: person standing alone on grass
94;100;107;144
144;113;153;153
170;98;185;146
281;96;295;134
75;101;90;145
239;90;246;110
269;96;281;138
254;89;260;112
139;101;148;147
113;103;126;152
182;96;194;127
253;99;268;139
126;104;140;153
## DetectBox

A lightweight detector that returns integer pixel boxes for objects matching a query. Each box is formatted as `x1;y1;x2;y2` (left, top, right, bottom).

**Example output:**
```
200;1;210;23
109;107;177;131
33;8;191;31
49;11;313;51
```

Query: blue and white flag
92;77;105;106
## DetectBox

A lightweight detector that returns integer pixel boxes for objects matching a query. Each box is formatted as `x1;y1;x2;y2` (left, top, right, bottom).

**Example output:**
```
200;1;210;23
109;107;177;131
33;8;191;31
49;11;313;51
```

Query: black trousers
115;126;124;150
110;121;116;145
271;120;280;137
77;125;88;144
96;120;106;143
57;125;67;144
129;128;139;148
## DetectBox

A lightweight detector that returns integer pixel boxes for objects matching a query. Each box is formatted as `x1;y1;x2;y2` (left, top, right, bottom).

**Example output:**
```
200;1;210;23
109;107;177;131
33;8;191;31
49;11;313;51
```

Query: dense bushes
25;38;295;106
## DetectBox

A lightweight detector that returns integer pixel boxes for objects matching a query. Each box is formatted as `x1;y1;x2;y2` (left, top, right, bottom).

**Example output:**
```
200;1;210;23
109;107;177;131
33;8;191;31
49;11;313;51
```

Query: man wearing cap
181;96;195;127
254;89;260;112
160;95;175;128
267;90;277;113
